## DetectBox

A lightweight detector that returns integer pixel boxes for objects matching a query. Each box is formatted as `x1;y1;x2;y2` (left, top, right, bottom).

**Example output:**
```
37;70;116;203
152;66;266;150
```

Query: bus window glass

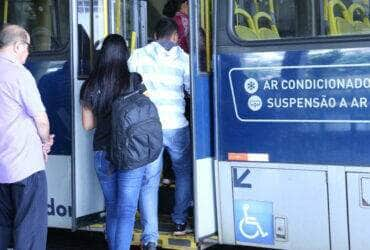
199;0;212;72
232;0;370;41
1;0;69;52
93;0;108;45
0;1;5;25
77;0;108;77
77;0;93;77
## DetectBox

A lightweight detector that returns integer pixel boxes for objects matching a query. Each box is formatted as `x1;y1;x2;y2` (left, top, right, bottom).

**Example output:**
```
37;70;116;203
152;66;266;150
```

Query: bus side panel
214;48;370;248
347;172;370;250
217;162;331;249
216;49;370;166
45;155;73;228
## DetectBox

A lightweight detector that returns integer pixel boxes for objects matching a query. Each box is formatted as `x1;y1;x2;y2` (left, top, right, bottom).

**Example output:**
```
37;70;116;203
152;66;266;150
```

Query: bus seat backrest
328;0;354;35
348;3;370;33
336;16;356;34
253;11;279;39
353;20;370;32
235;25;259;40
234;3;258;40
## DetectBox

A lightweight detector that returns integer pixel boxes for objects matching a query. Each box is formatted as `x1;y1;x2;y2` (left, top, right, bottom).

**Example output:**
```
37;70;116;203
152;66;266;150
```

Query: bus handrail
3;0;8;24
328;0;351;35
348;2;369;25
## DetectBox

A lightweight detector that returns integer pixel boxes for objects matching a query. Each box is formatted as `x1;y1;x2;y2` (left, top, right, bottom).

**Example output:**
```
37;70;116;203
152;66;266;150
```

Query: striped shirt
128;42;190;129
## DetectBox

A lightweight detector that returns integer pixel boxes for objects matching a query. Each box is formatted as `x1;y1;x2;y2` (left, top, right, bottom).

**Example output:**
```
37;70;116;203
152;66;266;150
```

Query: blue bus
2;0;370;249
204;0;370;249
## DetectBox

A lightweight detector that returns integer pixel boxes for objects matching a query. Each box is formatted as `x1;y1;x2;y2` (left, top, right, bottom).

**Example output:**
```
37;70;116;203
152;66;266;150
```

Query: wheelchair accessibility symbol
239;204;269;239
234;200;274;245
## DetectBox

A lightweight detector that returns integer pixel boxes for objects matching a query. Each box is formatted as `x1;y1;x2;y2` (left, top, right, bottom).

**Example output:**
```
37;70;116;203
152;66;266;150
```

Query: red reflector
228;153;248;161
228;153;270;162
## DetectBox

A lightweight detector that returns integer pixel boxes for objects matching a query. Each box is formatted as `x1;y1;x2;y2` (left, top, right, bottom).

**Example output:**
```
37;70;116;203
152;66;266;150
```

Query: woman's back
80;34;133;149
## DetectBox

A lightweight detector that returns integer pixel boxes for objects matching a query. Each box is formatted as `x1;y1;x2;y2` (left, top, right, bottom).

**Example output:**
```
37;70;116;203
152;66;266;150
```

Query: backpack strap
123;75;147;99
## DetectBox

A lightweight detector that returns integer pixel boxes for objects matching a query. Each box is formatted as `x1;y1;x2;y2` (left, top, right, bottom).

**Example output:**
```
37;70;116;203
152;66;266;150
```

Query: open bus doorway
127;0;216;249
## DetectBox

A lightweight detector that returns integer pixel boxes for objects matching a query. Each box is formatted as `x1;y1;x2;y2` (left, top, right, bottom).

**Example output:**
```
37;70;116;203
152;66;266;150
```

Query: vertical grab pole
103;0;109;37
115;0;122;34
130;31;137;52
4;0;8;23
205;0;212;72
122;0;127;39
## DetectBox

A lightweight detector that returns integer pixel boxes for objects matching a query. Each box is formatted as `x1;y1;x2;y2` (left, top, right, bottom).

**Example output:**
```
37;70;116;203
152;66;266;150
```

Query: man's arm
183;55;191;94
34;112;54;162
20;70;54;160
33;112;50;143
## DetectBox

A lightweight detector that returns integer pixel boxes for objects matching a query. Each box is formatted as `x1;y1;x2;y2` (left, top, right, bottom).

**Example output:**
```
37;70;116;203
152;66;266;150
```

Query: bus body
208;0;370;249
2;0;370;249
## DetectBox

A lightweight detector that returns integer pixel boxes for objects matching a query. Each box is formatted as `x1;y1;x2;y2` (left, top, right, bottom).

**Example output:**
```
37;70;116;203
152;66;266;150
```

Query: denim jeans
161;126;193;224
94;151;162;250
0;171;47;250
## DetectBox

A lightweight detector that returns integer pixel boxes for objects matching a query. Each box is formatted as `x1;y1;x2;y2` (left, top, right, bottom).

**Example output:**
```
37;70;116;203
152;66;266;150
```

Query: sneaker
143;242;157;250
161;178;172;186
173;223;187;236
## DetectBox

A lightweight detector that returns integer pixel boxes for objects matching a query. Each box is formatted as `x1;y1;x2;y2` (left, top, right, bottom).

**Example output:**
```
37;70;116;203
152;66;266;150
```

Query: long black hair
162;0;187;18
80;34;130;115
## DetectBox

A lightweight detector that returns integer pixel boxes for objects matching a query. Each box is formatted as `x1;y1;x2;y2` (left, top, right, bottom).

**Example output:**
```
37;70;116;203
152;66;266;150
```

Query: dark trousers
0;171;47;250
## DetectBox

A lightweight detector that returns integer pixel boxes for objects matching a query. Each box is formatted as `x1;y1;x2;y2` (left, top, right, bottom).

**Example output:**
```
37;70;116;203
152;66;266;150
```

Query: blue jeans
0;171;47;250
161;126;193;224
94;151;162;250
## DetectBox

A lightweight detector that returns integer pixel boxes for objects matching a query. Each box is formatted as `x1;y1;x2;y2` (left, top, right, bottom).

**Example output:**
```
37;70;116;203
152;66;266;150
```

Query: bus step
132;229;196;250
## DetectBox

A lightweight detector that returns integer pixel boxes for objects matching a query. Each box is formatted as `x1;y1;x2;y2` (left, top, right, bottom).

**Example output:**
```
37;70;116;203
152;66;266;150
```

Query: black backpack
110;76;163;170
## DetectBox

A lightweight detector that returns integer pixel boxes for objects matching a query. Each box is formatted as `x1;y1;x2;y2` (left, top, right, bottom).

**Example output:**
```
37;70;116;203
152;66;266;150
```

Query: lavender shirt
0;52;46;183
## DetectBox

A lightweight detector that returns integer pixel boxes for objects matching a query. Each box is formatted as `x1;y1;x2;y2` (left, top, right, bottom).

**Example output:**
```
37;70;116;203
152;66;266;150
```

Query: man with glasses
0;24;54;250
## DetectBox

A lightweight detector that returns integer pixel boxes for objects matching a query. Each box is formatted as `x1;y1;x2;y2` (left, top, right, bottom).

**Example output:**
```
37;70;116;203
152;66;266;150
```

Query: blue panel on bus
194;74;214;159
27;60;72;155
234;199;274;245
216;48;370;166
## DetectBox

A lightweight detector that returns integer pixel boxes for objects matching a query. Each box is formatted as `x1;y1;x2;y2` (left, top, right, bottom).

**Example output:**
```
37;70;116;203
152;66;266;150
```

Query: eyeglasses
23;42;32;51
13;41;32;51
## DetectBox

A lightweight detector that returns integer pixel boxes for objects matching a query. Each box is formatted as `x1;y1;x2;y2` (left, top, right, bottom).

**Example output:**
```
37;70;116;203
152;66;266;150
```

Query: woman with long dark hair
80;34;160;250
163;0;189;53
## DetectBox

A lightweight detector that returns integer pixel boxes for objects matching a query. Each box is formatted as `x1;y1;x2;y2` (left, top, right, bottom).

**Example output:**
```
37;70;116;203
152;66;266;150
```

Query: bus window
1;0;69;52
199;0;212;72
233;0;313;40
232;0;370;42
77;0;108;78
0;1;5;25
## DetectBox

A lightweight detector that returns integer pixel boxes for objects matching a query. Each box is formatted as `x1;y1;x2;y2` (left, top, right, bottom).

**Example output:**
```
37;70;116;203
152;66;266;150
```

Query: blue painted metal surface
194;74;214;159
217;48;370;165
26;59;72;155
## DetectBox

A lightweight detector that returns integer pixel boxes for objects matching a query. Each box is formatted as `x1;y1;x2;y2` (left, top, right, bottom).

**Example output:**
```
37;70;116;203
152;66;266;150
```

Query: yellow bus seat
348;3;370;33
234;4;258;40
336;16;356;34
328;0;355;35
353;21;370;32
253;11;279;39
235;25;259;40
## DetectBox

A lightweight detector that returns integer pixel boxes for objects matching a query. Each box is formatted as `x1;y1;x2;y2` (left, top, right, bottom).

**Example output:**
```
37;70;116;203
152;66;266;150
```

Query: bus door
215;0;370;249
71;0;112;229
1;0;73;229
189;0;217;245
